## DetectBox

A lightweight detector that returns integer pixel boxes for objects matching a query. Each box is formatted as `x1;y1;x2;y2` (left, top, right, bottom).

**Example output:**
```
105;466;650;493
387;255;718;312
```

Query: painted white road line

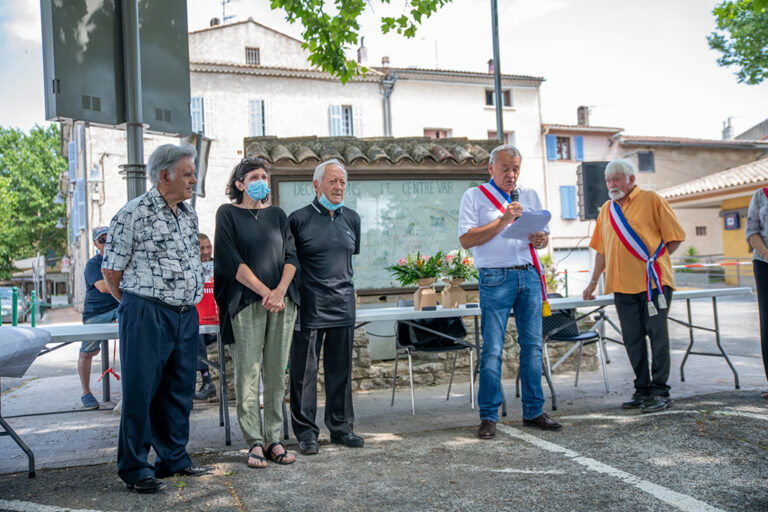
560;409;768;422
497;424;726;512
0;500;107;512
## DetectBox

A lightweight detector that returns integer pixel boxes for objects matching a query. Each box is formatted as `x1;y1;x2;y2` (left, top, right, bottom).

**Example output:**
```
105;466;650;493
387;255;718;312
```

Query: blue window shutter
560;186;577;219
546;135;557;160
329;104;342;136
574;136;584;161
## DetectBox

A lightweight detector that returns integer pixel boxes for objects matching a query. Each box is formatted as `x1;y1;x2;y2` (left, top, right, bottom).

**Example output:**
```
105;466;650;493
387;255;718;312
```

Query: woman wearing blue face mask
213;157;300;467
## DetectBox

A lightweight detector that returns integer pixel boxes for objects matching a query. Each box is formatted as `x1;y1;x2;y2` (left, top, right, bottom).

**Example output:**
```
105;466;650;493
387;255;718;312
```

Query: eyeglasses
96;237;107;244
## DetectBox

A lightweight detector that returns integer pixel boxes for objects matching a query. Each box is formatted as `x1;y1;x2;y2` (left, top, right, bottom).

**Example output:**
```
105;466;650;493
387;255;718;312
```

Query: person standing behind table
79;226;119;410
745;188;768;400
583;158;685;413
194;232;216;401
458;144;561;440
288;158;364;456
213;157;299;468
102;144;213;495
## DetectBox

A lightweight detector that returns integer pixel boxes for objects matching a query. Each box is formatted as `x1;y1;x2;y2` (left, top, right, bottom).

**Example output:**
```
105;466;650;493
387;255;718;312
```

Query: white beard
608;188;625;200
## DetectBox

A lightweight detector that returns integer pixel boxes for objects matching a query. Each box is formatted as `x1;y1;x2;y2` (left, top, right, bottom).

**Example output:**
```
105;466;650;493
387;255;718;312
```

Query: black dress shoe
155;464;215;479
621;394;648;409
330;432;364;448
298;439;319;455
522;413;563;430
126;476;166;494
641;396;672;413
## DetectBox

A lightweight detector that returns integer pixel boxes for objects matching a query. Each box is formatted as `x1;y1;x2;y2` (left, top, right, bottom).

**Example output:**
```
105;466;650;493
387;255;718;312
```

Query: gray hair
313;158;347;183
489;144;522;166
605;159;637;179
148;144;197;185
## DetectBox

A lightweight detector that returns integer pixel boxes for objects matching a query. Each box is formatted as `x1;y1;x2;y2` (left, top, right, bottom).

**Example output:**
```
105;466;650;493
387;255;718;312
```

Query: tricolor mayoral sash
608;200;667;316
763;188;768;199
478;181;551;317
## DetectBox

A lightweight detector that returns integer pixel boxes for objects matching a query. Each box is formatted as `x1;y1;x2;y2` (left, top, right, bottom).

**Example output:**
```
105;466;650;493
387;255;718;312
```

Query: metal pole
12;287;18;326
121;0;146;201
191;133;203;210
490;0;504;142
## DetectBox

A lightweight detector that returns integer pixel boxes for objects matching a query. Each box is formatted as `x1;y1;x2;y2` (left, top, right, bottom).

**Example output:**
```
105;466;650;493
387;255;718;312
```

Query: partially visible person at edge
213;157;299;468
194;232;216;401
458;144;561;440
745;188;768;400
288;158;364;455
79;226;119;410
102;144;213;494
583;158;685;413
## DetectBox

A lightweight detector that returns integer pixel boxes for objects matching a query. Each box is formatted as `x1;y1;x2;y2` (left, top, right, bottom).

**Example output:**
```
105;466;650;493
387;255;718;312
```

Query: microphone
509;188;519;203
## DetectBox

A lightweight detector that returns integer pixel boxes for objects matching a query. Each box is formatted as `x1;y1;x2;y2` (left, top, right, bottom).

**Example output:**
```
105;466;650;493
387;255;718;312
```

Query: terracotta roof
372;66;544;85
244;136;501;167
659;158;768;200
619;135;768;148
543;124;623;134
191;62;384;82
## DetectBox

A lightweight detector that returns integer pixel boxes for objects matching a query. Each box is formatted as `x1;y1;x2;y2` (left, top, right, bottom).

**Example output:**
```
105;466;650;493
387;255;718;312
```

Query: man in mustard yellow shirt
583;159;685;413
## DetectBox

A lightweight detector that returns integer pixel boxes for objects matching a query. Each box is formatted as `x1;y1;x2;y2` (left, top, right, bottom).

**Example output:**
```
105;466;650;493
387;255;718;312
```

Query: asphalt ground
0;391;766;512
0;293;767;511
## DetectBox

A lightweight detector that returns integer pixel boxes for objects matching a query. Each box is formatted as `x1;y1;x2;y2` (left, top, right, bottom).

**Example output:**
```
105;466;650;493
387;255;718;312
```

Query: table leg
0;378;35;478
680;299;694;382
100;340;110;402
712;297;740;389
217;334;231;446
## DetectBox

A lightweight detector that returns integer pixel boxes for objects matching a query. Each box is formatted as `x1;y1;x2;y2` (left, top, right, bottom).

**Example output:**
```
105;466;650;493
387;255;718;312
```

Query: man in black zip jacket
288;158;363;455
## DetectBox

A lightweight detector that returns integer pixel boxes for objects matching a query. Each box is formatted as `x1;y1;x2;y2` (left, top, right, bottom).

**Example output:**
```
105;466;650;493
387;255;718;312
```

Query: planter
441;278;467;308
413;277;438;311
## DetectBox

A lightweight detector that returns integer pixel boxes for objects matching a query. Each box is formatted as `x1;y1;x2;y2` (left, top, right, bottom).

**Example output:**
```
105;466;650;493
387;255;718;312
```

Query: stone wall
202;317;599;399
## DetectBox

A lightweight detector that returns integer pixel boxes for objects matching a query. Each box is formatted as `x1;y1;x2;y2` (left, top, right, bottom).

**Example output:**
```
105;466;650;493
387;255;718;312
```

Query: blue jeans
478;267;545;422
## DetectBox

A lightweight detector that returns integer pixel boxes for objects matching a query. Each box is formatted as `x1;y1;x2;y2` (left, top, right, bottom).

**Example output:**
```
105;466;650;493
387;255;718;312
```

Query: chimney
381;55;390;67
210;17;220;26
722;117;733;140
577;106;590;126
357;36;368;65
488;58;494;74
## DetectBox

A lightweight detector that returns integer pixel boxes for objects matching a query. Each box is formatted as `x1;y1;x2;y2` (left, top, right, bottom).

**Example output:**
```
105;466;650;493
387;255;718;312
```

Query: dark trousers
289;326;355;441
614;286;673;397
197;333;216;372
116;292;199;484
753;260;768;381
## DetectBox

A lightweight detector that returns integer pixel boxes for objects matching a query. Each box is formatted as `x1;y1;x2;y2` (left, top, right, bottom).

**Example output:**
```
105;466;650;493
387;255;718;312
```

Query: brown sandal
247;443;267;468
761;390;768;400
265;441;295;465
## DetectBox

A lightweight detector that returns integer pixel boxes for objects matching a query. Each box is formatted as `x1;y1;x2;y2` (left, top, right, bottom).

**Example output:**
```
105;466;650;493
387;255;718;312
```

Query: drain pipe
380;70;397;136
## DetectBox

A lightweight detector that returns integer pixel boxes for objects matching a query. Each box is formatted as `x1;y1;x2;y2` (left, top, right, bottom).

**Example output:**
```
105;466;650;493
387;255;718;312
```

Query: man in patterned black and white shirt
102;144;212;494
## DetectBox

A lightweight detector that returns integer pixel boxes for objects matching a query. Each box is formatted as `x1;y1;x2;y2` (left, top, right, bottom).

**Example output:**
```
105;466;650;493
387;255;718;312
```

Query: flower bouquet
440;249;477;308
386;251;445;310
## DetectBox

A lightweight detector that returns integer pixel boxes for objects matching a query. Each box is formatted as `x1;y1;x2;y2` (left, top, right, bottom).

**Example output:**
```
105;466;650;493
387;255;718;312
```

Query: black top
82;252;119;321
289;198;360;328
213;204;300;344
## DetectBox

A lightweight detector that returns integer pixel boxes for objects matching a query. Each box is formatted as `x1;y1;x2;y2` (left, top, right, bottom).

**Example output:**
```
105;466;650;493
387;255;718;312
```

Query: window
191;97;205;134
546;134;583;161
245;47;260;65
488;131;515;145
695;226;707;236
559;186;578;219
329;104;359;136
485;89;512;107
425;129;451;139
249;99;268;136
638;151;655;173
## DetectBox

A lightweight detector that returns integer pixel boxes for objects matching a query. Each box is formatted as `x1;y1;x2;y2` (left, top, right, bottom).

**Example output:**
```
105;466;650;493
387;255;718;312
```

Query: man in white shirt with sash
583;159;685;413
459;144;562;439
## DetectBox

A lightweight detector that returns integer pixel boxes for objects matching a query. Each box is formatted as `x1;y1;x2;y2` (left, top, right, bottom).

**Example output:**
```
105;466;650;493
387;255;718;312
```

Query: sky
1;0;766;139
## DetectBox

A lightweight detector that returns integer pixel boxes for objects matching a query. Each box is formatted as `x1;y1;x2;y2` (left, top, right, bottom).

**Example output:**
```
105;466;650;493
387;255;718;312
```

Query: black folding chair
392;300;474;415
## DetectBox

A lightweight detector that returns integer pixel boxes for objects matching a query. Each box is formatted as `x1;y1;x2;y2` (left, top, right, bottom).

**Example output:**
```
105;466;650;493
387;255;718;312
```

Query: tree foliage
0;125;67;279
269;0;452;82
707;0;768;84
